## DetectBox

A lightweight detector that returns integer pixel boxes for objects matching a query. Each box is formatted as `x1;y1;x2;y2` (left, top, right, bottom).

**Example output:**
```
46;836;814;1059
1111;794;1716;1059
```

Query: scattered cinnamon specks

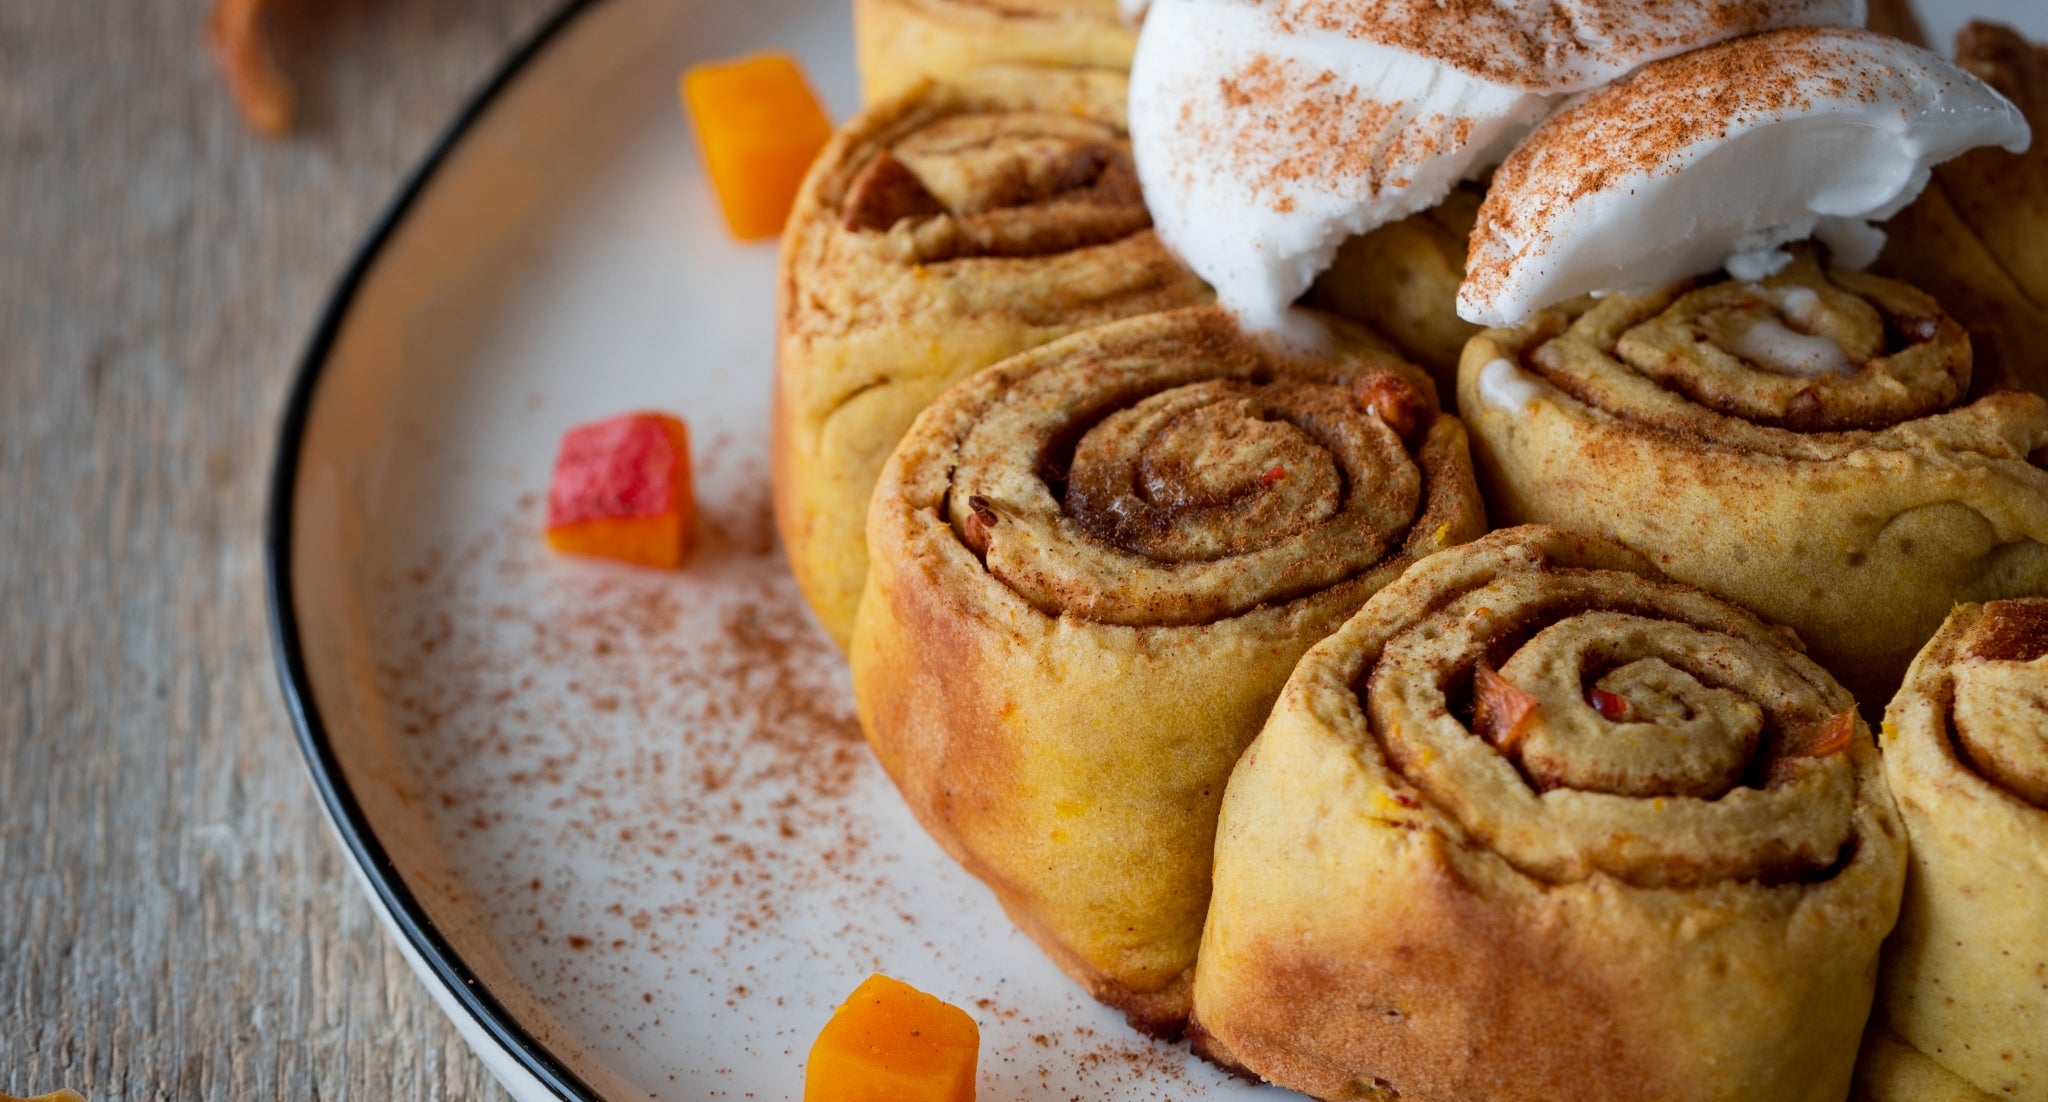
356;470;1233;1098
1273;0;1854;90
1205;52;1474;215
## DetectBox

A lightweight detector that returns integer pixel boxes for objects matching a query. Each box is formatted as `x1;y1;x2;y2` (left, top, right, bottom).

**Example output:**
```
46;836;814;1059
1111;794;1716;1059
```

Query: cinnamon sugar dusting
376;480;870;1012
1129;0;1860;329
1459;26;2031;324
1130;0;1538;326
1273;0;1859;90
1208;54;1473;212
361;465;1230;1097
1482;27;1895;246
1964;598;2048;664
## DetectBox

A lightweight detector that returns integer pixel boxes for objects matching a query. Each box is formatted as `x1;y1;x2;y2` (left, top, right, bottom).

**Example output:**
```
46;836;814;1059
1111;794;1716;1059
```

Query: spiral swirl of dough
1520;251;1970;438
945;314;1442;625
1358;527;1864;888
851;304;1482;1034
1457;252;2048;704
1189;527;1906;1102
774;65;1210;648
1875;599;2048;1102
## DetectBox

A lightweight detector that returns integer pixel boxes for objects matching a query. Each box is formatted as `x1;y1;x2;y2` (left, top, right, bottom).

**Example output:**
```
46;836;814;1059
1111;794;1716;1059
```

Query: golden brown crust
1876;599;2048;1101
1193;831;1672;1102
1304;184;1484;404
1852;1020;2004;1102
1193;526;1908;1102
853;0;1138;105
1874;180;2048;399
1941;25;2048;323
1456;253;2048;705
774;66;1209;647
1861;0;1927;46
851;306;1484;1034
1877;22;2048;398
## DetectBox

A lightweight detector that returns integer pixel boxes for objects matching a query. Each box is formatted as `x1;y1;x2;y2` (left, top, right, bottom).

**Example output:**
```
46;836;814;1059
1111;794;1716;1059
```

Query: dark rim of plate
264;1;606;1099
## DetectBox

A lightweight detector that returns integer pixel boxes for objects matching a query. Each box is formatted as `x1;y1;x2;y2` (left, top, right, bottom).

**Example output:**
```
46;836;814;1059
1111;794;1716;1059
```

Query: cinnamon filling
1366;564;1860;889
841;152;947;233
1947;599;2048;809
1065;379;1393;563
1963;598;2048;663
840;113;1152;261
1527;252;1972;435
935;311;1451;627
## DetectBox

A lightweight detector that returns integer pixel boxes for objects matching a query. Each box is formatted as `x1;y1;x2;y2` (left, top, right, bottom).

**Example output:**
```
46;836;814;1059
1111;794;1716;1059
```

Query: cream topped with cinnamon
1129;0;1862;330
1460;26;2031;327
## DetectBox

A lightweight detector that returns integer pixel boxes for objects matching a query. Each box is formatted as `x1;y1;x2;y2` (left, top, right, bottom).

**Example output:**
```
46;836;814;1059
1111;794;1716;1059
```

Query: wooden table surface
1;2;568;1095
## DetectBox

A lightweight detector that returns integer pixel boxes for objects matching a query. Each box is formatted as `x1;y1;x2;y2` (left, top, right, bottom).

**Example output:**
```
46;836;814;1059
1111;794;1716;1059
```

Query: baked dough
774;65;1208;646
1303;184;1484;405
853;0;1137;104
1877;22;2048;398
1873;599;2048;1101
851;305;1482;1033
1456;251;2048;705
1191;525;1907;1102
1853;1021;2002;1102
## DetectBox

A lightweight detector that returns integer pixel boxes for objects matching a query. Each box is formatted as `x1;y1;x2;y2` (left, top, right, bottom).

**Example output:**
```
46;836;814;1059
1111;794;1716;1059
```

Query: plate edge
263;3;613;1100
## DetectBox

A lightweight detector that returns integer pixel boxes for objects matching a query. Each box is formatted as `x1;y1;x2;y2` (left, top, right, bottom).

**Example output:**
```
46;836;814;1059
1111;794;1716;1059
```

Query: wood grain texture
0;1;561;1096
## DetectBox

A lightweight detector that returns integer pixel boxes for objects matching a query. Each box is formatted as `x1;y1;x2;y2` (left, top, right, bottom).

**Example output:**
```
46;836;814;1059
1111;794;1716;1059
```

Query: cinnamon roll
1456;250;2048;704
1870;599;2048;1101
1191;525;1907;1102
850;305;1483;1033
853;0;1137;105
775;65;1208;647
1878;22;2048;397
1854;1021;2004;1102
1863;0;1927;46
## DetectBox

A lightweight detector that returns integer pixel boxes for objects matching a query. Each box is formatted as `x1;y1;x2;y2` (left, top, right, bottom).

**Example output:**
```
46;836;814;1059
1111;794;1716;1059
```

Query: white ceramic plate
268;2;2048;1099
269;1;1280;1098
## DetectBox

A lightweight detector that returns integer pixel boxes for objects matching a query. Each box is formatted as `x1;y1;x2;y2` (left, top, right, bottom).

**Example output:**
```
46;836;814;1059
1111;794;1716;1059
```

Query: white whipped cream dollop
1129;0;1865;332
1476;357;1544;412
1458;26;2032;328
1731;318;1851;377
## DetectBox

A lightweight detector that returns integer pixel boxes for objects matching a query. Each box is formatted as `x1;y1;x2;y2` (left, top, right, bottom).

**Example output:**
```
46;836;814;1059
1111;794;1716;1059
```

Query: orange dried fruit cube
210;0;293;137
1473;662;1539;753
681;53;834;241
805;974;979;1102
545;412;694;570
